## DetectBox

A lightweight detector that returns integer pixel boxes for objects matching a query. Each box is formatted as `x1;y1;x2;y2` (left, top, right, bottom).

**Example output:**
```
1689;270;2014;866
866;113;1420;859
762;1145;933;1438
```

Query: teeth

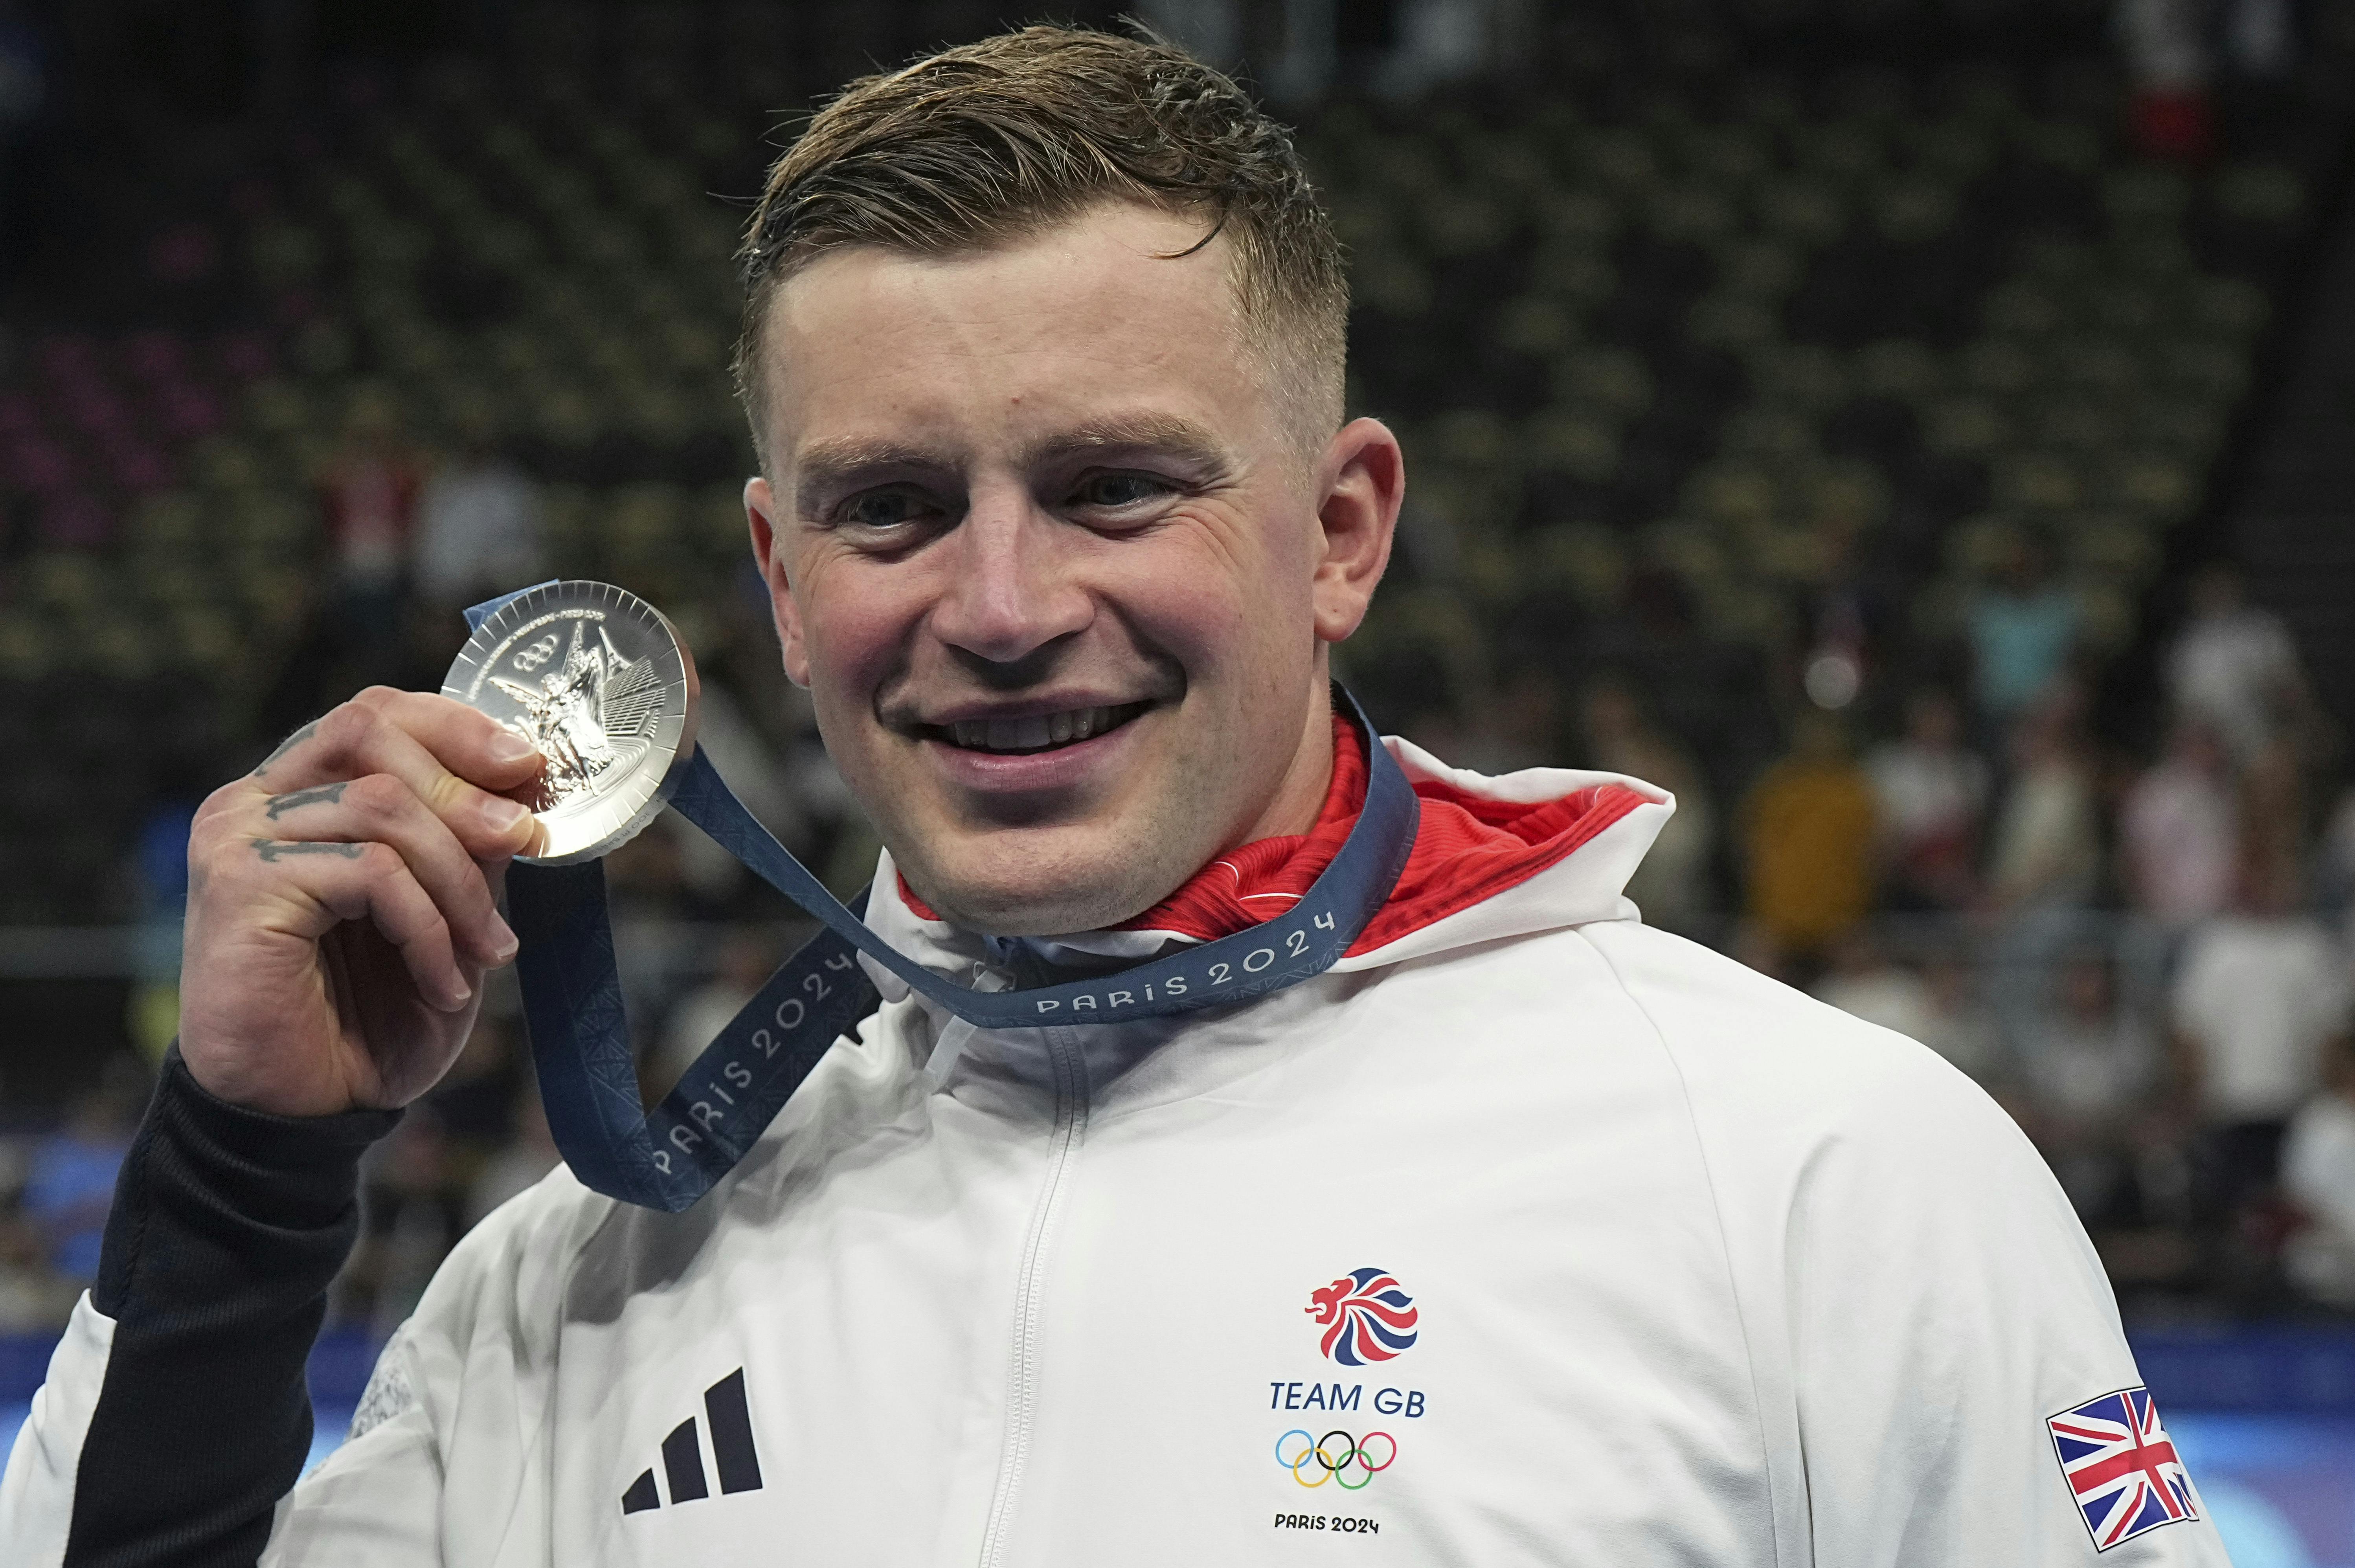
946;705;1131;753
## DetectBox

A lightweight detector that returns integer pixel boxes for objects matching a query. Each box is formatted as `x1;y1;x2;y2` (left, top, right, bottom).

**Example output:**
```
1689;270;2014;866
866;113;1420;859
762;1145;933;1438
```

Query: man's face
745;203;1399;935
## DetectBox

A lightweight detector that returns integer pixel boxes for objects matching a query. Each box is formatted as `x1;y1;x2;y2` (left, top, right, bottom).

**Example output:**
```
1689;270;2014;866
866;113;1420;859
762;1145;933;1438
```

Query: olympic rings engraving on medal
443;582;700;866
1274;1428;1398;1489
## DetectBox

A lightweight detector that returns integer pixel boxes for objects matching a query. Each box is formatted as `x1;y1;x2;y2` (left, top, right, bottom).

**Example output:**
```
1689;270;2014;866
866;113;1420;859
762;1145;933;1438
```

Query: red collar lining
896;716;1648;956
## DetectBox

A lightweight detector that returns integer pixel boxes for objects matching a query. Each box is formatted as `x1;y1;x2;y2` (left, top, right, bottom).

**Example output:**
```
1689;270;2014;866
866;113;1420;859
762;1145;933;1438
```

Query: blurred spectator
1865;688;1987;911
2166;563;2303;764
1813;931;1936;1041
0;1134;72;1331
655;930;779;1089
412;433;546;612
2119;0;2297;158
1579;676;1715;932
1917;952;2008;1084
2014;949;2162;1223
0;1221;65;1329
1741;712;1874;968
1813;932;2011;1087
1966;532;2079;726
2119;719;2239;931
1798;520;1875;715
2282;1030;2355;1307
2173;851;2353;1220
318;389;423;676
21;1058;147;1286
1986;691;2101;913
2238;728;2313;897
2118;0;2217;159
2317;785;2355;922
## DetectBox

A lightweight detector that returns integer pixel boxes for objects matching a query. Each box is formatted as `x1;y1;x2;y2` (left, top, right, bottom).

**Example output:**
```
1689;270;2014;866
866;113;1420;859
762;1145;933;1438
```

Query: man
4;28;2224;1566
411;424;547;618
2173;848;2353;1228
2119;720;2237;932
2166;562;2304;765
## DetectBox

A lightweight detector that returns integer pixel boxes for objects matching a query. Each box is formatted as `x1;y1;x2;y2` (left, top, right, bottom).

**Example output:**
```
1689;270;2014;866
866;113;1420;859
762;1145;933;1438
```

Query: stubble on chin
885;734;1226;939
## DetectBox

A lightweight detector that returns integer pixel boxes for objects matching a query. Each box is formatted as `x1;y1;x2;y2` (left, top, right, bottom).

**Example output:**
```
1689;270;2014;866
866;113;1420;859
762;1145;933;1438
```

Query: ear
745;476;813;688
1309;417;1403;644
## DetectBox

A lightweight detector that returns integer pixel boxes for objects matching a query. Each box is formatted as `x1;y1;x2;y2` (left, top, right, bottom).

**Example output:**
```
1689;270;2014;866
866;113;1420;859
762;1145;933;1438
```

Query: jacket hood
860;730;1675;1000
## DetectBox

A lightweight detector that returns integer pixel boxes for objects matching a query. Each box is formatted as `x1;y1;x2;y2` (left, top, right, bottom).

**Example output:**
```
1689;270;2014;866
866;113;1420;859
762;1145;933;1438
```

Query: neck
1227;679;1339;848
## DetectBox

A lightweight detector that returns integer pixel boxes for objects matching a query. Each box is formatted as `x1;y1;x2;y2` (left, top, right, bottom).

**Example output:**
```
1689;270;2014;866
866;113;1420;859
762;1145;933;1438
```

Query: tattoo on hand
250;720;320;780
251;839;364;863
265;781;349;819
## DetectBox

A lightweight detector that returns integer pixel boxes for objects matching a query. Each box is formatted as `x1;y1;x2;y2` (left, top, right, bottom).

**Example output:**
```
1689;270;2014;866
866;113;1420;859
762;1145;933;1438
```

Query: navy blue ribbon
471;592;1420;1212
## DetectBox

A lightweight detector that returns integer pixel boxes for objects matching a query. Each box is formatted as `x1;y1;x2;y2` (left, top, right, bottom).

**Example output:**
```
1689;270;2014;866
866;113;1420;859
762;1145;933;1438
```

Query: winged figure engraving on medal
490;619;666;812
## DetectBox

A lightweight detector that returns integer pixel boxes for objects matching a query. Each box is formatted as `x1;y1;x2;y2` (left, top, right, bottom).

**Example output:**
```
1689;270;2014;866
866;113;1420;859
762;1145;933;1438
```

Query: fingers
360;689;547;791
246;690;546;859
239;838;475;1013
252;773;519;966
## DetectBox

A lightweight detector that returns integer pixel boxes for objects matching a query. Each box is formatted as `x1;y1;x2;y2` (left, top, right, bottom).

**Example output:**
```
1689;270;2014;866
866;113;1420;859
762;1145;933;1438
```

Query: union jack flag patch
2047;1386;2199;1551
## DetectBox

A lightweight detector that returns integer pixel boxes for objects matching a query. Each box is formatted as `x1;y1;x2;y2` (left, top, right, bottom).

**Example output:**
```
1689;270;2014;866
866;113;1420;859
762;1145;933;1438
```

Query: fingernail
442;977;474;1011
483;796;529;833
487;728;539;766
489;915;519;963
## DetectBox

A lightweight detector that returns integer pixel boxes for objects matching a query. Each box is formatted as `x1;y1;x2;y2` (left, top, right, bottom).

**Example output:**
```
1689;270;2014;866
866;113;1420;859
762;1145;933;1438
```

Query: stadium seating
0;5;2337;924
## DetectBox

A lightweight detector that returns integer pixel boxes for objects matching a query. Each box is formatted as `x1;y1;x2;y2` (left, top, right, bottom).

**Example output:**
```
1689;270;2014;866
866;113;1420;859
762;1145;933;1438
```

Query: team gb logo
1306;1267;1420;1365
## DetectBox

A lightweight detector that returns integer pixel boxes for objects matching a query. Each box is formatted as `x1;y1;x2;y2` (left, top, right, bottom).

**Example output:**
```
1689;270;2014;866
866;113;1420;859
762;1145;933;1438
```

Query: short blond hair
732;25;1348;464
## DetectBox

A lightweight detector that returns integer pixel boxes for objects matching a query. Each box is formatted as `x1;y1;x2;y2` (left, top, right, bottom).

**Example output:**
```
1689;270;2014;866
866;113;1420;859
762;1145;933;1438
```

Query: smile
934;702;1152;755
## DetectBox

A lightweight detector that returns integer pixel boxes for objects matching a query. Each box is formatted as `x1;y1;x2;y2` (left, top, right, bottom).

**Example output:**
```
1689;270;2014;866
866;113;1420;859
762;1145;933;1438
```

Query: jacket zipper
976;1024;1089;1566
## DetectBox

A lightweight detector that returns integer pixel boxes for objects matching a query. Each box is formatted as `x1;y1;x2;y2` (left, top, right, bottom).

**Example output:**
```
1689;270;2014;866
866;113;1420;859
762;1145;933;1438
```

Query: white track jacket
6;739;2232;1566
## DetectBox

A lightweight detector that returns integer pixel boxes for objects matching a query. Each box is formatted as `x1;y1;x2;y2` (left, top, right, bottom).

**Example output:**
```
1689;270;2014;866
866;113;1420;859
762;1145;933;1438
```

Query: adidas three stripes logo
621;1368;763;1515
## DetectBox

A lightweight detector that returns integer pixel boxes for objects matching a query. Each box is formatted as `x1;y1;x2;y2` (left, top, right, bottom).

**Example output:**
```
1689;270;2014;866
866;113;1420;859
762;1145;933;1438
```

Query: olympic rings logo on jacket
1275;1428;1398;1489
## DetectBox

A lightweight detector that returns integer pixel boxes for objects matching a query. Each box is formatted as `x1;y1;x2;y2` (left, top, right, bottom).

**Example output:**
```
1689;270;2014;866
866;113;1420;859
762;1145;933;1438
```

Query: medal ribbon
470;597;1421;1213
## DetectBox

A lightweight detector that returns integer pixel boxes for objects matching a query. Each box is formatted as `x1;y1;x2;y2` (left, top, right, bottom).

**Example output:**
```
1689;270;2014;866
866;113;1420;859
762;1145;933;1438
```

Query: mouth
918;701;1154;756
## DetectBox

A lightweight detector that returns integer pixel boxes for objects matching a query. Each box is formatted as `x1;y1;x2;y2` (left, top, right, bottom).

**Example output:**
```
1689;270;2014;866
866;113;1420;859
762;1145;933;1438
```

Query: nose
927;481;1092;672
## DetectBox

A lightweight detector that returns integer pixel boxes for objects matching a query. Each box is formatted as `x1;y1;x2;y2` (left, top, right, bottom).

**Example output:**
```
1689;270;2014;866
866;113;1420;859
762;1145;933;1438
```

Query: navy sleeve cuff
70;1046;401;1568
93;1048;399;1317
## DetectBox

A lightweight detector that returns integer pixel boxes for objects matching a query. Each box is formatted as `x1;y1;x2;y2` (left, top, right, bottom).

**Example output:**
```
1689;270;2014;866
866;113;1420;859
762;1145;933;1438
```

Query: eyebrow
791;413;1232;517
1024;413;1229;470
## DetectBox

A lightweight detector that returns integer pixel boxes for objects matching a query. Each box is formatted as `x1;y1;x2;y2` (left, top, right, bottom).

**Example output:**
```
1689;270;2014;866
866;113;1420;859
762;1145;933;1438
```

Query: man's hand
179;689;548;1118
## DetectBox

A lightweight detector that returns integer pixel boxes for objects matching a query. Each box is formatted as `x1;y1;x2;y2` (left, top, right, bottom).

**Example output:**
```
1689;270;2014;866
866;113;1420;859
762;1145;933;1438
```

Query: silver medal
441;581;700;866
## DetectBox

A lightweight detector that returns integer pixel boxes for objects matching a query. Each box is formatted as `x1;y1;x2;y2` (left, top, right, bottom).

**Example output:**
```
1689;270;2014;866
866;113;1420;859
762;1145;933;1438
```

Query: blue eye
839;488;931;529
1075;472;1170;508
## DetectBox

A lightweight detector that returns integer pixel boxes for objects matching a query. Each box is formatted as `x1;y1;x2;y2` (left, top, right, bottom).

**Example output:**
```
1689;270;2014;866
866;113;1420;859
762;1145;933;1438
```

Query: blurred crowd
1760;557;2355;1317
2;0;2353;1332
